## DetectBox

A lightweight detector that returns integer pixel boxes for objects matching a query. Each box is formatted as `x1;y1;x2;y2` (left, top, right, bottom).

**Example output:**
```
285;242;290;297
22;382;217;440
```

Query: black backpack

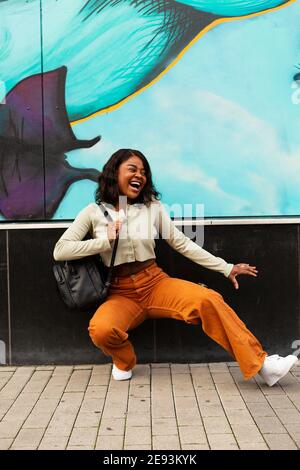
53;203;118;311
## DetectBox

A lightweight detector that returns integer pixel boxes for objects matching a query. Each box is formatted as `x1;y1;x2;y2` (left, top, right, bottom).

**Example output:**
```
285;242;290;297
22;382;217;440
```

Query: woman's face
117;156;147;201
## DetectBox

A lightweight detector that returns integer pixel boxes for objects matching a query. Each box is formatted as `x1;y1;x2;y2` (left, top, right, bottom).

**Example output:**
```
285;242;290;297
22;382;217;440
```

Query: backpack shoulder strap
98;202;119;274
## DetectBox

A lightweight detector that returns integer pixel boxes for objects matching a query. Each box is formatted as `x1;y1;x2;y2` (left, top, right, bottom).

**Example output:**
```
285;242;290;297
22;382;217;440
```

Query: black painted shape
0;67;100;220
0;231;8;364
42;67;100;153
294;72;300;82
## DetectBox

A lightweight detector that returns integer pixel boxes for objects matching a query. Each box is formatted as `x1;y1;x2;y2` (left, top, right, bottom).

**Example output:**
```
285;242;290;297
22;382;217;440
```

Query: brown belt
112;259;156;277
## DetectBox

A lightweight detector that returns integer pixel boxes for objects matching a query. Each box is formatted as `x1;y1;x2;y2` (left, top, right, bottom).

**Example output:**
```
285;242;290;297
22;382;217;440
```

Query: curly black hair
95;149;161;207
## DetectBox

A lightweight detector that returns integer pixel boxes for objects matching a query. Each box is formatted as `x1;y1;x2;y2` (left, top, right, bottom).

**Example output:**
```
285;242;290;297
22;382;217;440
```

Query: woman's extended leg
145;276;267;380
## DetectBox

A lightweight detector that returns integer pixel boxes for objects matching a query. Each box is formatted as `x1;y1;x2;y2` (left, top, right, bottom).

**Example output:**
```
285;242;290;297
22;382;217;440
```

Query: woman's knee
88;320;107;347
206;291;227;311
193;287;226;316
194;285;223;305
88;320;127;348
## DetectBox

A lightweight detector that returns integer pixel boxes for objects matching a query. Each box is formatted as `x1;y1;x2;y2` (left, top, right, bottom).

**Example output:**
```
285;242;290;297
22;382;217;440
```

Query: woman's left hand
228;263;258;290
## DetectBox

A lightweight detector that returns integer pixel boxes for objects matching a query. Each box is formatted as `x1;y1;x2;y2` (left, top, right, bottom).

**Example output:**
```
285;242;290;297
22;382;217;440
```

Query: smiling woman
95;149;161;209
117;157;147;202
53;147;298;385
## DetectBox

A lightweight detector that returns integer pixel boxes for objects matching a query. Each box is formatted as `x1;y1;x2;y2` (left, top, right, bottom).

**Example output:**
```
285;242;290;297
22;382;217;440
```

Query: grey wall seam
297;225;300;345
40;0;46;219
153;319;157;363
2;219;300;230
6;230;11;365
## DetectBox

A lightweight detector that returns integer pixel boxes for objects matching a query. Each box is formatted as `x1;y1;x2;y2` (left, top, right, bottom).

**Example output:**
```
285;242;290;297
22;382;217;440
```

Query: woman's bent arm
53;204;111;261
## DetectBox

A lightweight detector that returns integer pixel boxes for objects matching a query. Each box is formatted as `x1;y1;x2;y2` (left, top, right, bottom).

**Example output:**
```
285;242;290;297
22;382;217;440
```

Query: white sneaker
259;354;298;386
112;364;132;381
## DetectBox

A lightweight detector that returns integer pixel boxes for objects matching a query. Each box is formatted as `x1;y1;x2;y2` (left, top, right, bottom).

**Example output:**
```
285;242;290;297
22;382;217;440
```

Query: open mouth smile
128;180;142;192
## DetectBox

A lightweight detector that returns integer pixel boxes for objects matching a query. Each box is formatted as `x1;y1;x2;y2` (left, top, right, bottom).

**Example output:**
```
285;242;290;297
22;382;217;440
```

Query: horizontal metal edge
1;217;300;229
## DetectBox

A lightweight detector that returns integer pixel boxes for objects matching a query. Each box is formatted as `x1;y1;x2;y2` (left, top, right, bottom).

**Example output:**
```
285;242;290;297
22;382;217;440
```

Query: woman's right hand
228;263;258;290
107;220;123;243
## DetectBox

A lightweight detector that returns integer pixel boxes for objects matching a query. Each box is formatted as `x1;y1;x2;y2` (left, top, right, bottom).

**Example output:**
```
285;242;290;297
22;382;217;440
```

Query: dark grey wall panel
8;229;101;364
155;224;300;361
4;223;300;365
8;228;158;365
0;231;8;364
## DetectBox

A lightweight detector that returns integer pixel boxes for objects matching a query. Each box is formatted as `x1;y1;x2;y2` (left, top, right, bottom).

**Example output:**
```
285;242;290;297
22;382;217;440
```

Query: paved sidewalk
0;361;300;450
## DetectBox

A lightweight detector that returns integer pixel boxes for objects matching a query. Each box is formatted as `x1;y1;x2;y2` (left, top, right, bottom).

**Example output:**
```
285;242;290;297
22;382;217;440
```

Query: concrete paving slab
0;362;299;450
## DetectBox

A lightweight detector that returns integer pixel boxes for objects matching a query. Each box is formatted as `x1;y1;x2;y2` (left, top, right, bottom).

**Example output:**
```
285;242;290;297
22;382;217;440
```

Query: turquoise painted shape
177;0;290;15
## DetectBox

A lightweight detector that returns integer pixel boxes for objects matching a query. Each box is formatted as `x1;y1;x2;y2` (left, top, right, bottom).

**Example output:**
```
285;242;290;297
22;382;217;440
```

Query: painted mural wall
0;0;298;220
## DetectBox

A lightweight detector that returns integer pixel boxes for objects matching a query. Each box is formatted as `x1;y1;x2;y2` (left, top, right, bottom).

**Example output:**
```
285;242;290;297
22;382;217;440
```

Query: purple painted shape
0;67;100;220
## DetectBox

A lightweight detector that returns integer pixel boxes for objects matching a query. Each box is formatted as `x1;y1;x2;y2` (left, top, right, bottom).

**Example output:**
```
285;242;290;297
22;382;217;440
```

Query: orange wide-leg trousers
88;262;266;380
